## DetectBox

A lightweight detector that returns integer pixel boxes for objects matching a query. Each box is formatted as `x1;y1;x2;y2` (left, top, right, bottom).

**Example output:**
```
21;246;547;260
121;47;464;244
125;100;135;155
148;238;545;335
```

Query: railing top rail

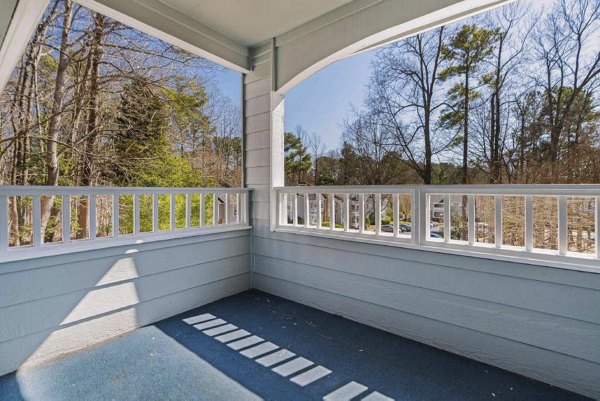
277;185;418;193
0;186;251;196
277;184;600;196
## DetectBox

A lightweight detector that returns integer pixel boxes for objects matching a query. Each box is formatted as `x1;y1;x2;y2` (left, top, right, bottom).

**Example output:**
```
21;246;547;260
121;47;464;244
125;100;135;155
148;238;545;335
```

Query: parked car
381;224;393;233
430;231;442;238
399;223;411;233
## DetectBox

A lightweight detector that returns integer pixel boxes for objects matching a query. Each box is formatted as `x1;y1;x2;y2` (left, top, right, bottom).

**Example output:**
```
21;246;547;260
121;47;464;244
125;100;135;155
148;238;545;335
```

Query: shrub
321;221;343;228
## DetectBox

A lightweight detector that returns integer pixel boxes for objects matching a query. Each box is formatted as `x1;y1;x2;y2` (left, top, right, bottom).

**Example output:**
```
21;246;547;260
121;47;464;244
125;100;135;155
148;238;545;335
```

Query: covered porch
0;0;598;400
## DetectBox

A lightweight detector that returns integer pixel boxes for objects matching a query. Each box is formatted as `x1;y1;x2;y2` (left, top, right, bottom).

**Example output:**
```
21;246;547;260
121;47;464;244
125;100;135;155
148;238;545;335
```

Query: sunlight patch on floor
183;313;393;400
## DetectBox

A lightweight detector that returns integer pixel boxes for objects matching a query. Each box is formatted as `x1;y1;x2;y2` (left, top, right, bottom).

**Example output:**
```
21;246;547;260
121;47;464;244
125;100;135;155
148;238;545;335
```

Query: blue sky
284;50;375;150
214;50;375;151
213;68;242;105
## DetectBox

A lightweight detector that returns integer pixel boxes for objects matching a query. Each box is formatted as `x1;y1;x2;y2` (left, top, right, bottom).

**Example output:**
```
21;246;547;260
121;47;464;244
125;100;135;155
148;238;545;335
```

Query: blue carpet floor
0;290;590;401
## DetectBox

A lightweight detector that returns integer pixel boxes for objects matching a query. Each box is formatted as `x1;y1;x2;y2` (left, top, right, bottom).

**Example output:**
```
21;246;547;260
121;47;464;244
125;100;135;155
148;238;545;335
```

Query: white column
244;42;284;234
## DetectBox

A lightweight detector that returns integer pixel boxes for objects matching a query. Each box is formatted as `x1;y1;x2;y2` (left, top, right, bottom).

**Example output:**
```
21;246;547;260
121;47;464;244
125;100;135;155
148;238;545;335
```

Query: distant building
289;193;389;228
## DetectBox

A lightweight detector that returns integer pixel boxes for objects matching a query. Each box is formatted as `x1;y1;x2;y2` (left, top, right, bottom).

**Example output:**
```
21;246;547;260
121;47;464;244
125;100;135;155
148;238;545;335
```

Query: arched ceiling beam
270;0;516;93
0;0;50;92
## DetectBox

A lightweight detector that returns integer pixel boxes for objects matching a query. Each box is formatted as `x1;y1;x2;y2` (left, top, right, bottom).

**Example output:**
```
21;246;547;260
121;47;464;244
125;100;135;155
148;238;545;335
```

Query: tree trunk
462;70;470;186
423;109;432;185
41;0;73;236
494;89;501;181
460;69;470;241
8;64;25;245
78;13;106;238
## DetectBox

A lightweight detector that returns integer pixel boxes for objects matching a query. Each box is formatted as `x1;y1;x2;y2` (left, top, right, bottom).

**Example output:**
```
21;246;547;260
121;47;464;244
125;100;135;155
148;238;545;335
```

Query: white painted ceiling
157;0;355;46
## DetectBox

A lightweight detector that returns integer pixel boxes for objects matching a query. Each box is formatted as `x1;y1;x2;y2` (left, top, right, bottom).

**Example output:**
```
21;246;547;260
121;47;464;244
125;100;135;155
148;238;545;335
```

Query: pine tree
113;78;170;185
284;132;312;185
440;24;498;185
440;24;497;240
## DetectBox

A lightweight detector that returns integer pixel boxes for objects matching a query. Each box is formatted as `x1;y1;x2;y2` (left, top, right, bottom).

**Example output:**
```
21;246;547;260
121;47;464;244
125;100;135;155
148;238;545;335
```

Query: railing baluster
0;195;8;251
242;192;248;224
90;194;97;240
468;195;475;246
343;193;349;232
33;195;41;247
594;196;600;259
359;193;364;234
170;193;176;230
413;189;422;244
133;194;140;235
292;193;298;226
443;194;450;243
317;193;322;229
558;195;568;255
281;193;288;225
112;194;119;238
63;195;71;244
186;193;191;229
393;193;399;238
305;194;310;228
237;192;241;224
330;193;335;231
153;194;159;232
525;195;533;252
224;193;229;225
495;195;502;248
200;193;205;227
213;192;218;226
425;192;433;242
375;193;381;235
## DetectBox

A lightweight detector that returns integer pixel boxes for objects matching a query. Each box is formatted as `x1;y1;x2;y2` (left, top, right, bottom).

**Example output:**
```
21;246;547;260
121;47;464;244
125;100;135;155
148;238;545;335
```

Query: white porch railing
0;186;249;255
275;185;600;270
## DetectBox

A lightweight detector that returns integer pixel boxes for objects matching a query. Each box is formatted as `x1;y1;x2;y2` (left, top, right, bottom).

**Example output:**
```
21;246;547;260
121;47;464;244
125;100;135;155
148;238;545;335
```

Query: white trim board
0;0;50;92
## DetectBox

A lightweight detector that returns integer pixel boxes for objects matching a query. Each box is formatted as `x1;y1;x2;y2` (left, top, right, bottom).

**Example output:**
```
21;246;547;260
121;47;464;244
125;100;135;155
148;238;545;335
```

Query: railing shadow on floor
154;290;591;401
